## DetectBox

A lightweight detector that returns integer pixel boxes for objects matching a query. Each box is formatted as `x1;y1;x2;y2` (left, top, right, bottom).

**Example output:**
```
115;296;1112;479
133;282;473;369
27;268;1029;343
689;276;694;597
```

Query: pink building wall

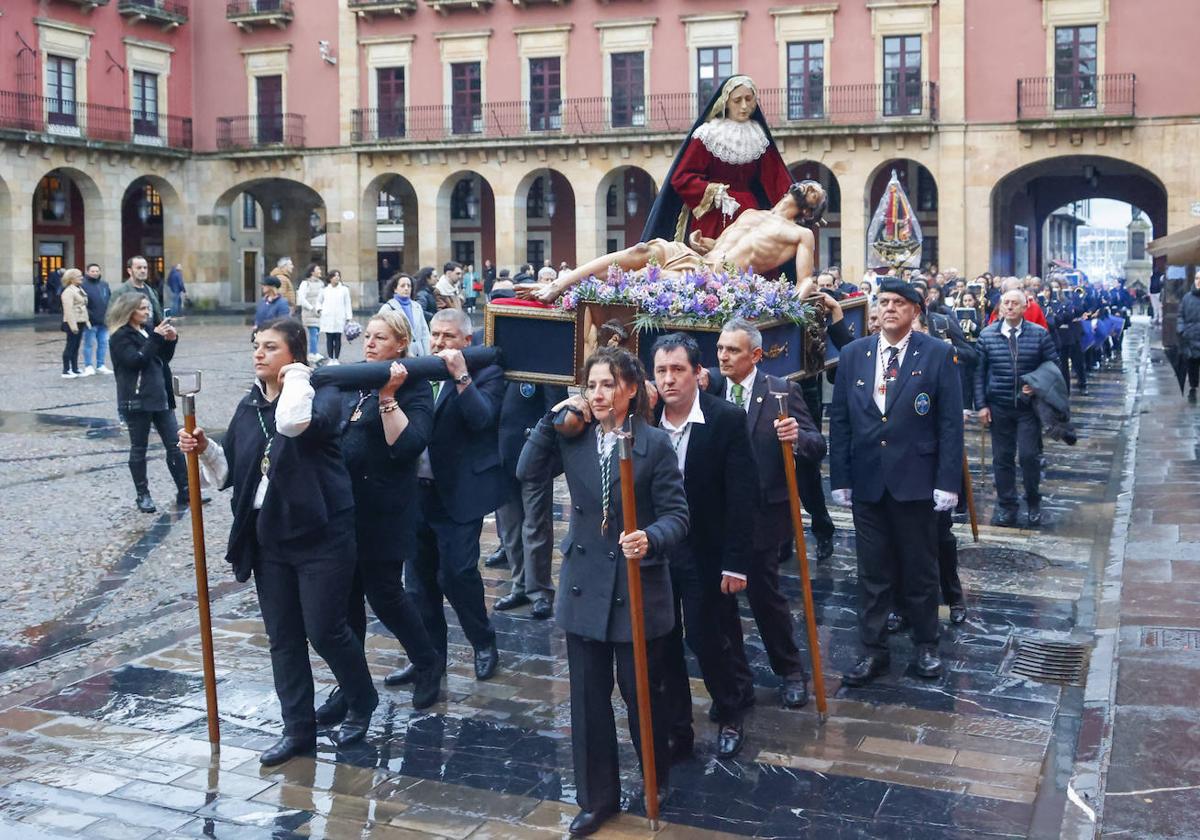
1108;0;1200;117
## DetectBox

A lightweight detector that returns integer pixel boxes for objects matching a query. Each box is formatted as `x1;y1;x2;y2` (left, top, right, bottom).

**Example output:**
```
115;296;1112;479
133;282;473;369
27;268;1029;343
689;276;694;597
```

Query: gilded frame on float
484;304;579;387
823;295;869;371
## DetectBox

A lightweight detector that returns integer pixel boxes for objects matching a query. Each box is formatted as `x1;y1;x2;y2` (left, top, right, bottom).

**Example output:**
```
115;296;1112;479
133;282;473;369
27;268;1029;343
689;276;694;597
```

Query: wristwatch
454;372;471;385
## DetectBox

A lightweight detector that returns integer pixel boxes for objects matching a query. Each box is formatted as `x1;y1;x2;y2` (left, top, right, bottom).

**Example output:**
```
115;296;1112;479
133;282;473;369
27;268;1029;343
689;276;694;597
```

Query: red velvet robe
669;137;793;240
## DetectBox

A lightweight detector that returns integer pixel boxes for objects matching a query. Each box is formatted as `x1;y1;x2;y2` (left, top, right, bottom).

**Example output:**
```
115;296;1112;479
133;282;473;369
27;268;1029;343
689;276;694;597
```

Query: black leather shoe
411;666;443;710
530;596;553;620
1079;386;1089;396
336;693;379;746
949;604;967;625
474;642;499;680
716;722;745;759
842;655;890;687
914;646;942;679
568;805;617;837
885;612;908;634
484;548;508;568
136;493;156;513
780;677;808;709
669;733;694;764
494;592;530;611
259;735;316;766
991;508;1018;527
815;534;834;561
384;664;417;686
315;687;347;726
1026;505;1042;527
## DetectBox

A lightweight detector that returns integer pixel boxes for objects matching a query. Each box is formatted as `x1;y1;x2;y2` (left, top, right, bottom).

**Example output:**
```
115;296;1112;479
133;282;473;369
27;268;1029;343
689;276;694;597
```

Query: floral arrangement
558;263;818;332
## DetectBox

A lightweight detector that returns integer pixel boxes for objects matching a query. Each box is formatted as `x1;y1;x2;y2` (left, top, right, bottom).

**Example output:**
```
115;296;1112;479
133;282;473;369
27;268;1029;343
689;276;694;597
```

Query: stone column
0;187;32;318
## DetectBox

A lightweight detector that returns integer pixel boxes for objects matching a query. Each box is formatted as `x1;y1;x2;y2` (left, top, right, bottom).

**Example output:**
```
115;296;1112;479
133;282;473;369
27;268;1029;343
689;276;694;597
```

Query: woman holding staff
517;347;688;837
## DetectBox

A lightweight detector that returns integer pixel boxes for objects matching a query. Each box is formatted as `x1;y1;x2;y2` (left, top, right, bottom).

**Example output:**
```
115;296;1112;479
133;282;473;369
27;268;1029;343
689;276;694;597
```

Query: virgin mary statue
641;75;793;243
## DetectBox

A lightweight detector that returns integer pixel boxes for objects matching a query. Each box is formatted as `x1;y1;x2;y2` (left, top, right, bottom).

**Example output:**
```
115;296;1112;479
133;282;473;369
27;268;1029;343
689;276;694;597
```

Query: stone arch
989;154;1168;277
865;158;940;270
31;166;107;281
789;161;842;271
513;168;576;269
0;173;21;316
435;170;496;270
362;172;420;286
594;166;658;254
121;174;185;285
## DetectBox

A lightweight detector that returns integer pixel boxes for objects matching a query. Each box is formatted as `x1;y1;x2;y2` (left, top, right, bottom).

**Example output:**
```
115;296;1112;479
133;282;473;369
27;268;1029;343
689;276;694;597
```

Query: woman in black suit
315;309;443;727
107;291;189;513
517;347;689;837
178;318;377;766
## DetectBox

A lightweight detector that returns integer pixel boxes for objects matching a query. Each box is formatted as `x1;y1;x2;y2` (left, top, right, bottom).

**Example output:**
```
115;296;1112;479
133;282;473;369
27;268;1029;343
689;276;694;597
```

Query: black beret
877;277;925;310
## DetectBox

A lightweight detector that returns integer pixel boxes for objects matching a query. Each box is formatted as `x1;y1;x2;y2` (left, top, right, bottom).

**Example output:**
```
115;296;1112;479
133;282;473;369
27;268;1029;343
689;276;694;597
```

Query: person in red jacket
987;278;1048;328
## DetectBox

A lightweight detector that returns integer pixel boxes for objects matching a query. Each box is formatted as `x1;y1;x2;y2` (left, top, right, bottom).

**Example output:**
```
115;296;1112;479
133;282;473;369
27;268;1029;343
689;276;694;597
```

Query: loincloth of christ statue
525;180;828;304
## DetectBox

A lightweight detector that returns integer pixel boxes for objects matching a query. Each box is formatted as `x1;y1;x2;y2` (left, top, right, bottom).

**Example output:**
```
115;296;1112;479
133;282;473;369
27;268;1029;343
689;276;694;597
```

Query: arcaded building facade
0;0;1197;317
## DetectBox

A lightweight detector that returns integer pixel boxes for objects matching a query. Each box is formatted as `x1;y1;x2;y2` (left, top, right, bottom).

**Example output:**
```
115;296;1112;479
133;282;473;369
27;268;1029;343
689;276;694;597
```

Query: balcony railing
348;0;417;16
351;83;937;144
226;0;294;29
216;113;305;150
1017;73;1136;120
55;0;110;9
117;0;189;27
0;90;192;149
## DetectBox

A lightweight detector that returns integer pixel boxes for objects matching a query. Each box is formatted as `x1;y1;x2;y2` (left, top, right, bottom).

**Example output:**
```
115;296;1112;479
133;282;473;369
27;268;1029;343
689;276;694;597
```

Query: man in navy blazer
829;277;963;686
401;308;504;683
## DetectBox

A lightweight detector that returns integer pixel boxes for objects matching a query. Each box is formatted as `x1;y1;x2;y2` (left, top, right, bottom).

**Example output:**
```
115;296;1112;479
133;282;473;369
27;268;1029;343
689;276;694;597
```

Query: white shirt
659;390;706;472
1000;320;1023;340
724;367;758;408
873;331;912;414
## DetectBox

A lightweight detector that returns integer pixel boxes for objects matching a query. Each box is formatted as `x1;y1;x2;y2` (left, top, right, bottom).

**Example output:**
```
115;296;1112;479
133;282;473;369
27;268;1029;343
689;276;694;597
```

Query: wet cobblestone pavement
0;317;1185;838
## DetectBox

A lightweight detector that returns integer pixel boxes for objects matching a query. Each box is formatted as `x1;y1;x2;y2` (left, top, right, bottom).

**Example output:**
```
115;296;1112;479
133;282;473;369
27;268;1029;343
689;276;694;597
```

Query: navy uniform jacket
427;363;507;523
829;330;963;503
517;415;689;643
499;381;569;479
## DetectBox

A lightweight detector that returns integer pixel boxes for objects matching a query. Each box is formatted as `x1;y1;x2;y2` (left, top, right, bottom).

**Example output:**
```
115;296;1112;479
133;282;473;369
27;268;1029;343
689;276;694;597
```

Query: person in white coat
297;265;324;358
319;270;353;363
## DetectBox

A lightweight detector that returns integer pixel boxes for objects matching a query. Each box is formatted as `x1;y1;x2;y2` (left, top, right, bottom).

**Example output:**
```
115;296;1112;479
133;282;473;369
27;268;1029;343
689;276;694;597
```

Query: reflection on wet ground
0;410;124;440
0;332;1148;838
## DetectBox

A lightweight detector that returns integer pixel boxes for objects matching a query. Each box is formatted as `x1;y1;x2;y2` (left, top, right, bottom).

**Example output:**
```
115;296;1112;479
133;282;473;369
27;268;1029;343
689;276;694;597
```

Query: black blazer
829;330;964;503
220;382;354;582
499;381;569;478
517;415;689;643
654;391;759;578
340;375;434;511
109;325;177;413
427;363;507;523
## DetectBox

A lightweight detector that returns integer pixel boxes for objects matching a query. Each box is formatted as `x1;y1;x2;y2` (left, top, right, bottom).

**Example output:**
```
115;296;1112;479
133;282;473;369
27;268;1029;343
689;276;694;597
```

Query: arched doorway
437;172;496;271
596;167;657;255
121;178;167;286
214;178;327;303
518;170;575;269
989;155;1167;279
32;171;90;302
868;159;938;270
789;161;841;271
363;174;419;294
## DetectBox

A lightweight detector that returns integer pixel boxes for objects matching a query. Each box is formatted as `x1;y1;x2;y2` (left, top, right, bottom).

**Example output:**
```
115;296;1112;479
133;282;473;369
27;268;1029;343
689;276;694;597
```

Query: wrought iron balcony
348;0;417;17
226;0;294;30
54;0;110;10
0;90;193;150
1017;74;1136;120
424;0;494;14
350;83;938;145
117;0;188;28
216;113;305;150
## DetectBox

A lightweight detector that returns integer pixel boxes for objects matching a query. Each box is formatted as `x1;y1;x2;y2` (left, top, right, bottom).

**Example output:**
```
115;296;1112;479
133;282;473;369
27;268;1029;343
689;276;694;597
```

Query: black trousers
662;549;750;740
326;333;343;359
852;492;939;652
408;482;496;664
745;534;808;682
566;632;670;812
345;508;439;672
990;402;1043;510
795;463;835;540
126;409;188;497
254;513;377;738
62;324;85;373
1188;358;1200;390
1056;339;1087;394
890;510;965;615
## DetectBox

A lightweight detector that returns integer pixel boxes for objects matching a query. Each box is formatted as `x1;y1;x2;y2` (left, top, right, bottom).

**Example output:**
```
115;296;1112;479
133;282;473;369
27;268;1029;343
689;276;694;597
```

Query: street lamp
309;209;322;234
136;191;152;224
465;184;479;221
625;174;639;217
270;202;283;224
49;181;67;220
544;173;557;220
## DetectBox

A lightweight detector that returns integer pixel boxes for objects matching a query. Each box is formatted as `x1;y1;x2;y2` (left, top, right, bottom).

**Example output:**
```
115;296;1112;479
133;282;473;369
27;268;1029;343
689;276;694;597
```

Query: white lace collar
691;118;770;166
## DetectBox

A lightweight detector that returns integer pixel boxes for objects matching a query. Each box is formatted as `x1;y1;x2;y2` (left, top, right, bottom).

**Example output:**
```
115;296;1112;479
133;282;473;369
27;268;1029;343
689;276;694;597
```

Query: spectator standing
463;263;479;314
166;264;187;314
120;256;164;327
319;269;353;363
377;257;393;304
379;273;431;357
488;270;516;301
976;289;1061;527
413;267;438;322
81;263;112;376
1150;272;1164;326
270;257;297;312
107;291;189;512
59;269;90;379
255;276;290;331
434;261;464;311
1179;274;1200;403
482;259;497;295
297;265;324;359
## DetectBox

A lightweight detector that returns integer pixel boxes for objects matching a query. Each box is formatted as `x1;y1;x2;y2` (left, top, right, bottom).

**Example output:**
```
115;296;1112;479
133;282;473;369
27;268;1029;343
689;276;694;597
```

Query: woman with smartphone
108;291;189;513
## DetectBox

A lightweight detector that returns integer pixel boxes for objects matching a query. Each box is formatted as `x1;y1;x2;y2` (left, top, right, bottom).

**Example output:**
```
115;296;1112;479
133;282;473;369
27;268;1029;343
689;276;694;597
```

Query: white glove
832;489;852;507
714;184;740;219
933;490;958;512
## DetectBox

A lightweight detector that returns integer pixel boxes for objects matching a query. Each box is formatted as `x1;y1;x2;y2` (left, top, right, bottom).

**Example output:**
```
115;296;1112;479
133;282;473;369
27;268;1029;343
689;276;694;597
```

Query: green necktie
732;382;745;409
432;381;442;401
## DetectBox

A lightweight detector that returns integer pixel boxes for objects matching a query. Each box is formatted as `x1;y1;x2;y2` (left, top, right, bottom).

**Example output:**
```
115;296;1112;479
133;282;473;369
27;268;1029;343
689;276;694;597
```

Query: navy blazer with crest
828;330;964;504
516;414;689;643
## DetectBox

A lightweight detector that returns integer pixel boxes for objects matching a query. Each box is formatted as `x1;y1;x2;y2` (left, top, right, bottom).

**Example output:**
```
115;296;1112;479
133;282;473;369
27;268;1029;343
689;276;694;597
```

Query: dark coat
517;415;689;642
219;382;355;582
974;320;1060;410
654;391;759;578
109;325;177;413
829;330;964;502
1021;361;1078;445
1180;290;1200;360
340;376;434;510
82;276;111;325
499;381;569;479
706;367;825;549
428;363;507;523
